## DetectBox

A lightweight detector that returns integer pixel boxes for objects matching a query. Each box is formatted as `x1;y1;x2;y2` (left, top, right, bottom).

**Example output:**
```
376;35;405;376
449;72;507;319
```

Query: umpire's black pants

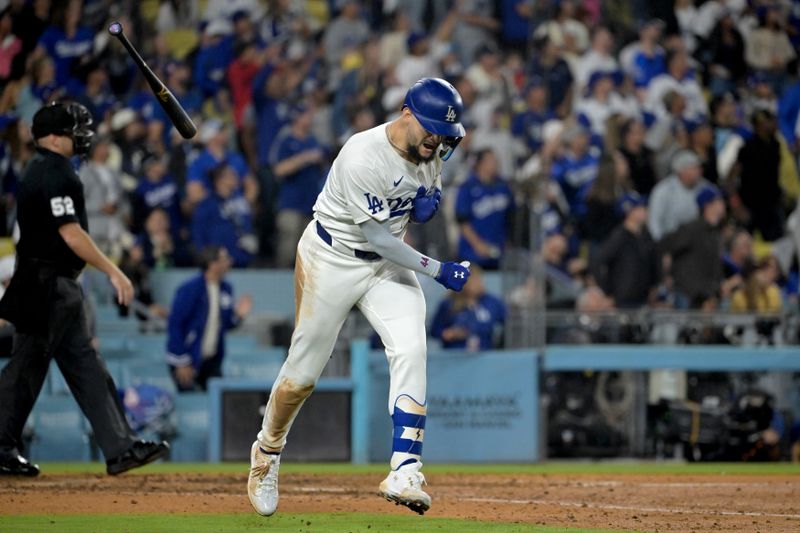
0;276;136;460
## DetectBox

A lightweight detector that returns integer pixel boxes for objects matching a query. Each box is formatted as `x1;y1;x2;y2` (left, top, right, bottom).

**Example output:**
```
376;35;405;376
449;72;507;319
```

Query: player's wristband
418;255;441;278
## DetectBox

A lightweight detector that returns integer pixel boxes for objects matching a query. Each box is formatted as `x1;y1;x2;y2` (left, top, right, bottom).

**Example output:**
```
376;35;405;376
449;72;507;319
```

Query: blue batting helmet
403;78;465;160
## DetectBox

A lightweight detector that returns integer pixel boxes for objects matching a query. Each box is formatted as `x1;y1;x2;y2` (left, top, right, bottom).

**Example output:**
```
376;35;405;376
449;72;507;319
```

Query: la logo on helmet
445;105;456;122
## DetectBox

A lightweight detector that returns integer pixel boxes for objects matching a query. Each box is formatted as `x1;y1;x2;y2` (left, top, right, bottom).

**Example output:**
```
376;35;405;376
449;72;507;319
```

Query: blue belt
316;221;382;261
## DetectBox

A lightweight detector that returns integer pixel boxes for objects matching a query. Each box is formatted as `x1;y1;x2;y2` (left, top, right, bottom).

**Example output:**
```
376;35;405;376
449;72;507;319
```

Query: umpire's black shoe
106;440;170;476
0;454;40;477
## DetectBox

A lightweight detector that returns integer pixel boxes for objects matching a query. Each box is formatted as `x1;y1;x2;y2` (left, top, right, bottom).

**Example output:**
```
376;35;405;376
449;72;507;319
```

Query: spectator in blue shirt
270;104;327;267
191;164;257;267
132;154;183;238
193;19;235;99
133;208;192;270
34;0;93;91
511;79;554;157
74;65;115;126
551;124;601;221
430;266;506;351
187;119;258;209
166;246;252;392
252;54;310;167
455;149;515;270
528;35;574;118
500;0;535;53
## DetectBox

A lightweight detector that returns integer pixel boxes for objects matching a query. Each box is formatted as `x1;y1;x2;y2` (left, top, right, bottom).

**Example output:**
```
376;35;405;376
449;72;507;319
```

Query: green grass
0;513;633;533
37;461;800;476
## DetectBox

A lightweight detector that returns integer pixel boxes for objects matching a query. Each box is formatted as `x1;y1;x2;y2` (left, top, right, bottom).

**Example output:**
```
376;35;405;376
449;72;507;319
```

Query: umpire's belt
20;258;83;280
316;221;382;261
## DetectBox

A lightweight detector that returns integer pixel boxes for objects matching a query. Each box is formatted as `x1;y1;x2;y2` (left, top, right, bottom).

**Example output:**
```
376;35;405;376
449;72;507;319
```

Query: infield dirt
2;471;799;532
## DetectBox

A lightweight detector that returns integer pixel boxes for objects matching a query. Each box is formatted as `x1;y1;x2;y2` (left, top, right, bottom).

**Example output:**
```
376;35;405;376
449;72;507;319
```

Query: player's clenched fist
435;261;471;291
410;186;441;223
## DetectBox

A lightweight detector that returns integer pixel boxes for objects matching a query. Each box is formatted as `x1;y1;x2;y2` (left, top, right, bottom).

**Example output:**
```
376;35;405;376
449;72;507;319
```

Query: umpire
0;102;169;477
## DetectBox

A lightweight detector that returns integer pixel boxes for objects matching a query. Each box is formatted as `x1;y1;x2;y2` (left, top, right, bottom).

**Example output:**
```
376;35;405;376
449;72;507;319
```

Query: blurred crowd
1;0;800;331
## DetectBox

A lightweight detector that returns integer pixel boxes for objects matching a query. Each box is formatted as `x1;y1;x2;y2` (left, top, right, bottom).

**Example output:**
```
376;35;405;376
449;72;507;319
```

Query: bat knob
108;21;123;35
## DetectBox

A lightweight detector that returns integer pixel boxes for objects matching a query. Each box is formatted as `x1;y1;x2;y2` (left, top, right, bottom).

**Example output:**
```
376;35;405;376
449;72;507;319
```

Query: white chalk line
562;481;783;488
289;487;348;494
463;497;800;519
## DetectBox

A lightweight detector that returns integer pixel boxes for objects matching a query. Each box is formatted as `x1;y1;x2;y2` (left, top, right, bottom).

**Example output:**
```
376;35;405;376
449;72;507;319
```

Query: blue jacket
166;273;240;369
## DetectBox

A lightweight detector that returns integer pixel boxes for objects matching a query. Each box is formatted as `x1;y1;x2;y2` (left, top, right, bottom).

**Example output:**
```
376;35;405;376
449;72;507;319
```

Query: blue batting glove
410;186;441;223
435;261;471;291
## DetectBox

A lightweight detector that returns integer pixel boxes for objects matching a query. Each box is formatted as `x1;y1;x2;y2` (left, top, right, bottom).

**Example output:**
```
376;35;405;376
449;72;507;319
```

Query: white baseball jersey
314;123;443;251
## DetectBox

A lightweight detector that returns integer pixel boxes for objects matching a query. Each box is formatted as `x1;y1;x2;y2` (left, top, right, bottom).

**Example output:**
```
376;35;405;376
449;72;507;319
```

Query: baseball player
247;78;470;516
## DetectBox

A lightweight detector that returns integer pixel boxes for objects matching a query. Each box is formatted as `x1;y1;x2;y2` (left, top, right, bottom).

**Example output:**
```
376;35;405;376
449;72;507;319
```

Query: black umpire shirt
0;147;88;335
16;147;88;270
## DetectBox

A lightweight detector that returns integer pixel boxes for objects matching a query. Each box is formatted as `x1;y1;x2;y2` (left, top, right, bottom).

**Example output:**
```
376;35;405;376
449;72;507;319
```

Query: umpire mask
32;102;94;156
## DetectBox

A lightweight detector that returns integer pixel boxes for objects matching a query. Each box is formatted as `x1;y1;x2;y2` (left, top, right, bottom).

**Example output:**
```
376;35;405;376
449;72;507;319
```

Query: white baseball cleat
378;464;431;515
247;441;281;516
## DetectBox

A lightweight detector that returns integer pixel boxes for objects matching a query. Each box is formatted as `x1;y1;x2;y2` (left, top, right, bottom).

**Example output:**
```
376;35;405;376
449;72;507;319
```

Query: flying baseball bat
107;21;197;139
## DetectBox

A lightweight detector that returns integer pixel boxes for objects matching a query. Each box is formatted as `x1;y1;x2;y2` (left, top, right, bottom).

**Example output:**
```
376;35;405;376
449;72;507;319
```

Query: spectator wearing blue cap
455;149;514;270
269;103;327;267
659;184;726;309
591;191;660;308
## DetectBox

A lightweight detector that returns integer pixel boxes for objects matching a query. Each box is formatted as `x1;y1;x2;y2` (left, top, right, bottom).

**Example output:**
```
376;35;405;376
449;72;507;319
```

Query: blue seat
223;349;284;379
123;360;177;395
169;393;210;462
28;395;91;461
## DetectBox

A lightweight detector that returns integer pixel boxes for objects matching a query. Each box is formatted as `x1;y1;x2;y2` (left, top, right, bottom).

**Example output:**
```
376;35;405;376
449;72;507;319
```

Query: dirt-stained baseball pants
257;220;428;469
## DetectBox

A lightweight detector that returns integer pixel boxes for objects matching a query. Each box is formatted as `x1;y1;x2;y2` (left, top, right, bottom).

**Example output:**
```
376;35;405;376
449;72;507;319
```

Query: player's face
407;115;442;162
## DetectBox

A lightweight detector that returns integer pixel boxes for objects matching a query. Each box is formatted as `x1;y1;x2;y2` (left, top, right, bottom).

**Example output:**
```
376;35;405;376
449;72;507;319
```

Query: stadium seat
168;392;210;462
28;395;91;461
222;348;285;379
123;360;177;395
